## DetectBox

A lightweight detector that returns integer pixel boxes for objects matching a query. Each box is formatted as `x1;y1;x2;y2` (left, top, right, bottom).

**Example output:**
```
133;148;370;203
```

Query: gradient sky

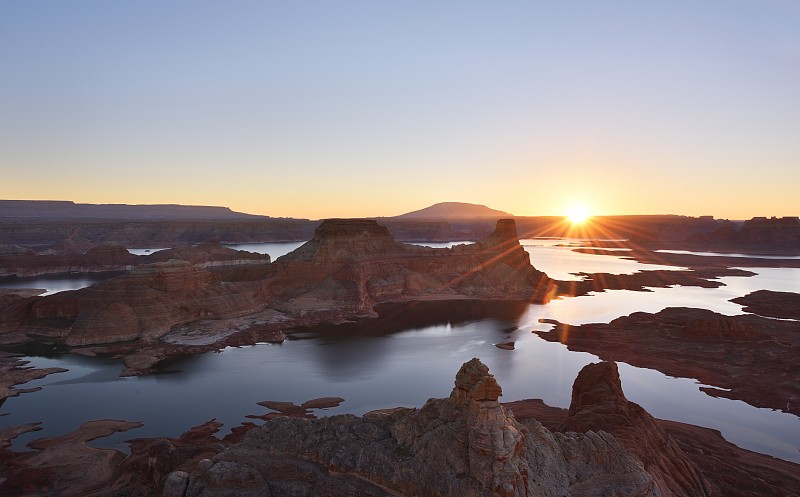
1;1;798;220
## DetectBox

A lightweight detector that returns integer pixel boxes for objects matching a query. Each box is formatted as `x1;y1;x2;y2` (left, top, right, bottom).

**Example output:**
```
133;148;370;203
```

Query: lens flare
566;205;590;224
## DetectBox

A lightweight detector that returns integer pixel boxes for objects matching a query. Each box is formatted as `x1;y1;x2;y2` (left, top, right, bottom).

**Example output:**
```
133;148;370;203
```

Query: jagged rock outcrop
175;359;658;497
562;362;713;497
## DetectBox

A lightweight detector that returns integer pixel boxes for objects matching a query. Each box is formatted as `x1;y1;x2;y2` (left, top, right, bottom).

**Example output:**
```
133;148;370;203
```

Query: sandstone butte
0;219;556;373
4;358;798;496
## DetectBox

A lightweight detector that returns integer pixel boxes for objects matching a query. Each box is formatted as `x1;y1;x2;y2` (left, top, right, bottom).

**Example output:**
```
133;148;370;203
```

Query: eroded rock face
562;362;713;497
178;359;658;497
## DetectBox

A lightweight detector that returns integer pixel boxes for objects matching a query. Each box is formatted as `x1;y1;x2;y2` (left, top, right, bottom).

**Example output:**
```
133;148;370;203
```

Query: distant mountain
393;202;512;220
0;200;268;221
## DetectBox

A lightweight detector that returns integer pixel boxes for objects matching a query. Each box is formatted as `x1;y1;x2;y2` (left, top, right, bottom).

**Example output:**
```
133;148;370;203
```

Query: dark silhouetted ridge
393;202;512;220
0;200;268;221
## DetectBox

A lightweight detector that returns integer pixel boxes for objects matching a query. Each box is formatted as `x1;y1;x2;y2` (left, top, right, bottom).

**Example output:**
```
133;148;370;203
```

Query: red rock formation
533;307;800;416
187;358;657;497
8;360;794;497
268;218;555;308
505;398;800;497
0;419;143;497
0;351;67;403
0;219;553;369
7;260;264;347
0;241;270;278
731;289;800;320
561;361;713;497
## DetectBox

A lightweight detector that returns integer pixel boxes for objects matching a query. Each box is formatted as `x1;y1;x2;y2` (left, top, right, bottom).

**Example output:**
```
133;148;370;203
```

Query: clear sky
1;1;798;220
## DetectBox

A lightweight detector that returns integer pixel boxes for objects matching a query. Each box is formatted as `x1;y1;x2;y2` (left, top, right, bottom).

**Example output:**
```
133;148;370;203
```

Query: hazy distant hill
0;200;267;221
393;202;512;220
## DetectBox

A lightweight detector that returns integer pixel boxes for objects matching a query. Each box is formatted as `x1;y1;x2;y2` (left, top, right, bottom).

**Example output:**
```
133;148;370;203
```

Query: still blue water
656;249;800;260
1;242;798;463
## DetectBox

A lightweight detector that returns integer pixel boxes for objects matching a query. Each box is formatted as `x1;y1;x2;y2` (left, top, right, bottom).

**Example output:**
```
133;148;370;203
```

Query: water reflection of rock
295;300;528;381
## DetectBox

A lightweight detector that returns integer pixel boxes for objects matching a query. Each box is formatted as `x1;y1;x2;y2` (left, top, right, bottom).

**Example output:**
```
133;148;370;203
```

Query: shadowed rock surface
0;241;270;278
561;362;713;497
3;359;797;496
0;419;143;497
174;358;658;497
505;397;800;497
0;351;67;403
534;307;800;416
2;260;264;347
731;290;800;320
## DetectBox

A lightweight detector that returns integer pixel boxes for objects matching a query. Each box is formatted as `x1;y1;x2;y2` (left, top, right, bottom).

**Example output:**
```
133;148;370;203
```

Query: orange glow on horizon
565;205;591;225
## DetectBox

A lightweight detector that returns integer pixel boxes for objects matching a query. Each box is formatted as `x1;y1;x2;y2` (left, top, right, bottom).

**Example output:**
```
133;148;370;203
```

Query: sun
565;205;591;225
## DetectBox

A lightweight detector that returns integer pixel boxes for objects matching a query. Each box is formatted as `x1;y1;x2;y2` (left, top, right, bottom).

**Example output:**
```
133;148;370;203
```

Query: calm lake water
0;272;122;296
656;249;800;260
1;240;798;463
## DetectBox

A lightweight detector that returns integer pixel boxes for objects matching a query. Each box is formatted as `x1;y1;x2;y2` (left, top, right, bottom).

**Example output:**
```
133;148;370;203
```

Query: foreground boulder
174;358;659;497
